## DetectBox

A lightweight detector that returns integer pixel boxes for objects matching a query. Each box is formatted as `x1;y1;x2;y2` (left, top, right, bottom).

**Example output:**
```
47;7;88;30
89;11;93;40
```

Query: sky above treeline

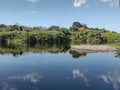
0;0;120;32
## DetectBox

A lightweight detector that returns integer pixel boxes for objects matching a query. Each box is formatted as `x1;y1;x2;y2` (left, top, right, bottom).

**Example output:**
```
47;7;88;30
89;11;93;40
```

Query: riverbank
71;45;116;52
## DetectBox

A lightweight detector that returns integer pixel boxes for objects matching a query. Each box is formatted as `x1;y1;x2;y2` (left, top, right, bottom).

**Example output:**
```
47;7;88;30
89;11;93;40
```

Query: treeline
0;22;120;46
0;23;70;47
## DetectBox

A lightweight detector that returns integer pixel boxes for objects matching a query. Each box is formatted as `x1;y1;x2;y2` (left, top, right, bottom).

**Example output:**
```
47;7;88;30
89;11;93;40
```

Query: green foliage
0;22;120;46
102;32;120;43
48;25;60;31
69;26;79;32
72;22;87;28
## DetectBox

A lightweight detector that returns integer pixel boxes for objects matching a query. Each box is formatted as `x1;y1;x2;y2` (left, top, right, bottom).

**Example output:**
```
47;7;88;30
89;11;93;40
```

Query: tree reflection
0;43;70;57
115;47;120;58
0;42;119;58
69;50;87;58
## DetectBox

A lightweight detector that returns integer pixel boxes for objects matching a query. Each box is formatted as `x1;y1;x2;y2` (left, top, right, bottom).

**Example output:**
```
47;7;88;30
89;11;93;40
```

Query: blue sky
0;0;120;32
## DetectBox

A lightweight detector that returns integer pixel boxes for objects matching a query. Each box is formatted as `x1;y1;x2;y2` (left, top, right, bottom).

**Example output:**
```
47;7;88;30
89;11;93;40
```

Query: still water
0;51;120;90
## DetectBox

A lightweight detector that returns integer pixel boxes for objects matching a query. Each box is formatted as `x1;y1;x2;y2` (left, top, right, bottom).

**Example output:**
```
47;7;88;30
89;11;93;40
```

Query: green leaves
0;22;120;46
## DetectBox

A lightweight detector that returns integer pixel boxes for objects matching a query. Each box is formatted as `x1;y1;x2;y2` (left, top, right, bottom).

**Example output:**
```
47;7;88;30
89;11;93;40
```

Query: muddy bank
71;45;116;52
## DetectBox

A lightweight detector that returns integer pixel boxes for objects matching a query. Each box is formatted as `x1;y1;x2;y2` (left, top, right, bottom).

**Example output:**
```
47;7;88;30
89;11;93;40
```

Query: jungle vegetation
0;21;120;47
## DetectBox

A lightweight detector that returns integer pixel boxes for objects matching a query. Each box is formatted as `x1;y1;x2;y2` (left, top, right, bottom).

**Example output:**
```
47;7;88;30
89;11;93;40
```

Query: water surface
0;51;120;90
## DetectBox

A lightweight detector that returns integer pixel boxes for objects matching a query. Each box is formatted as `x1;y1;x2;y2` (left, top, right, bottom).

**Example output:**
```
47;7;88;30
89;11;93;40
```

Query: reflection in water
0;43;70;57
100;72;120;90
0;42;119;59
1;82;17;90
0;51;120;90
1;73;43;90
115;47;120;58
8;73;43;84
72;69;89;86
0;42;90;59
69;50;87;58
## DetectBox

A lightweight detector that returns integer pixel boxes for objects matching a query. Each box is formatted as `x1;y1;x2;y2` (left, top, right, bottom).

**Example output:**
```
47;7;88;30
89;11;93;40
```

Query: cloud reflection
1;82;17;90
72;69;89;86
100;72;120;90
8;73;43;84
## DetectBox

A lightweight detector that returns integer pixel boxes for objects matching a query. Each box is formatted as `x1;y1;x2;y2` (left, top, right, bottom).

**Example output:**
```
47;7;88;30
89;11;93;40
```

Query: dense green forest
0;21;120;47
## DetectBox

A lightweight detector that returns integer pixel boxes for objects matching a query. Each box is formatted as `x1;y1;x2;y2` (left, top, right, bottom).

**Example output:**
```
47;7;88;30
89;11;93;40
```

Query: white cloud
99;72;120;90
101;0;113;3
8;73;43;84
73;0;86;7
101;0;119;6
26;0;39;3
30;10;38;14
1;82;17;90
73;69;89;86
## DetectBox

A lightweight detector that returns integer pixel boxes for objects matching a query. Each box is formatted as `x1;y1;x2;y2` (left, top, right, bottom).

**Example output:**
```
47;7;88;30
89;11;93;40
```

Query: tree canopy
0;22;120;46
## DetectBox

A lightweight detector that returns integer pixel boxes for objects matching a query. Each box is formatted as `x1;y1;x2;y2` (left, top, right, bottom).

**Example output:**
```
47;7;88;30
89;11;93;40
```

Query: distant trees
69;26;79;32
9;23;24;31
69;22;109;44
0;24;6;28
33;26;47;30
0;22;120;46
48;25;60;31
72;22;87;28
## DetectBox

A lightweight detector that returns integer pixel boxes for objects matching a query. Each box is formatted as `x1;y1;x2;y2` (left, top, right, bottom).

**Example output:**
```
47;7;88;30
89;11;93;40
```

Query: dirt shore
71;45;116;52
